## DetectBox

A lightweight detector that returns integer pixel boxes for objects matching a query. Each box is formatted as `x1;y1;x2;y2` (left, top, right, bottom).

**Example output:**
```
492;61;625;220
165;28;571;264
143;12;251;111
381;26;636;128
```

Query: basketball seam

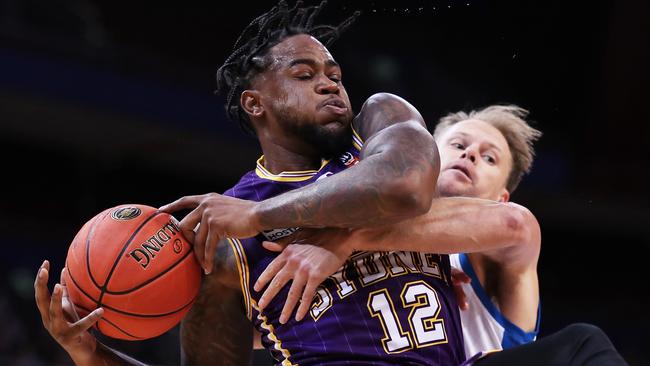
66;264;100;304
85;210;110;290
98;295;197;318
103;245;195;295
96;210;164;306
98;316;146;340
69;265;195;336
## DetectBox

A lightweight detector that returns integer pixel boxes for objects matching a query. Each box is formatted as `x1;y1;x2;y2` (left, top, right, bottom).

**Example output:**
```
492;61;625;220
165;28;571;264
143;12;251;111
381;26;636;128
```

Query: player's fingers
69;308;104;335
192;221;208;270
179;209;204;244
453;284;469;311
49;284;67;333
451;268;471;284
280;275;307;324
34;261;51;326
183;226;195;244
59;266;67;286
203;229;220;275
295;281;319;322
262;241;286;252
60;268;80;322
258;268;292;310
254;254;287;292
159;194;204;213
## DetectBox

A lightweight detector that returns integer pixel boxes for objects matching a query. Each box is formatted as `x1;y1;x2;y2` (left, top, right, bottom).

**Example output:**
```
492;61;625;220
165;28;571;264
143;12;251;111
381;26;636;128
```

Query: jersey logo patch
262;227;299;241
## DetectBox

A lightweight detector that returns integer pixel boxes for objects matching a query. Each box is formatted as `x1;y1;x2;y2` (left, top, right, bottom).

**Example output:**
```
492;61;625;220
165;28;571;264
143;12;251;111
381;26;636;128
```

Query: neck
258;136;322;174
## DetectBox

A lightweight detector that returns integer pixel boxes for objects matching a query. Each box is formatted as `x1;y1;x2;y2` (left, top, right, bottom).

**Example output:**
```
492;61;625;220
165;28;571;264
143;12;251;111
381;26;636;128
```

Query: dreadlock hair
216;0;360;136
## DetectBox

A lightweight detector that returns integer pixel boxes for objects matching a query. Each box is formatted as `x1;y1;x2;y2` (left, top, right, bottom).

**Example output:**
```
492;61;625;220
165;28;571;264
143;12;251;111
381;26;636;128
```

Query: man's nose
460;147;478;163
316;77;339;94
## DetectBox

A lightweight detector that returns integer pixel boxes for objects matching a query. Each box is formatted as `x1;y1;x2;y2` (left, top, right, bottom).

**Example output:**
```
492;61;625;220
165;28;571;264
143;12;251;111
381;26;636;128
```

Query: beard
277;110;354;160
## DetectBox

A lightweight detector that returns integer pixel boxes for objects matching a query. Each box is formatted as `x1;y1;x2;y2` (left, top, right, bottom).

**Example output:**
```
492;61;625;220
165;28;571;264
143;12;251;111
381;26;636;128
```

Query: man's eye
329;76;341;83
297;74;312;80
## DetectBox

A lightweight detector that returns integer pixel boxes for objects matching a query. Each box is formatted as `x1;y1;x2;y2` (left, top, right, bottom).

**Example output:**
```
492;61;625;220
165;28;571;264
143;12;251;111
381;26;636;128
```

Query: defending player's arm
161;93;439;274
255;196;540;322
357;196;542;331
461;229;541;332
352;197;540;258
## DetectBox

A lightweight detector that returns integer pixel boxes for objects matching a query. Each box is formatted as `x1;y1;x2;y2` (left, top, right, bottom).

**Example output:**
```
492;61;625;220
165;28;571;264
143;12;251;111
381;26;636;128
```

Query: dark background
1;0;648;364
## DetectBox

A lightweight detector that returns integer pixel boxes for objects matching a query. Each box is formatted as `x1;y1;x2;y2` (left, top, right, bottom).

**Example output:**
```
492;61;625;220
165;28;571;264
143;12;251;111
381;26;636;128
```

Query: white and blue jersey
450;253;540;358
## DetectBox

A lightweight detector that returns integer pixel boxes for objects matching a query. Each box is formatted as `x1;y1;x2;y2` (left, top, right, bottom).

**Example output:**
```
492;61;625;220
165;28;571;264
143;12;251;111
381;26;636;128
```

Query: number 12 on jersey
367;280;448;354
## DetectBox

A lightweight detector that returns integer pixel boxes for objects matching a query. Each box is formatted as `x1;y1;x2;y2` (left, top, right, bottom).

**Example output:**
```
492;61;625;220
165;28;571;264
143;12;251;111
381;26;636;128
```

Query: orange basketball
63;204;201;340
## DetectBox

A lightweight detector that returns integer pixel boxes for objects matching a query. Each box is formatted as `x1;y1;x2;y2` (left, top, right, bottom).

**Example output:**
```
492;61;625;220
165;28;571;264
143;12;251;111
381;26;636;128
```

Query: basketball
63;204;201;340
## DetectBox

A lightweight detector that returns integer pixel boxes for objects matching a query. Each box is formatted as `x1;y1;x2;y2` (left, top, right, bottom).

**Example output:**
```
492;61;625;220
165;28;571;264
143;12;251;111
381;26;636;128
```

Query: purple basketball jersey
224;131;465;365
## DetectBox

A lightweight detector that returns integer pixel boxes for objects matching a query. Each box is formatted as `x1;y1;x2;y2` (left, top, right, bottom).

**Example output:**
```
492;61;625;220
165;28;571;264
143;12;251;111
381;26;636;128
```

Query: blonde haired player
433;105;541;355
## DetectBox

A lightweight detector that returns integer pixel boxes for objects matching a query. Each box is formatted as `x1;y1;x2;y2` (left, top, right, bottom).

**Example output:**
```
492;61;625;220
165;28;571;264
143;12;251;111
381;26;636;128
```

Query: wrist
67;344;98;366
349;227;389;252
249;201;266;232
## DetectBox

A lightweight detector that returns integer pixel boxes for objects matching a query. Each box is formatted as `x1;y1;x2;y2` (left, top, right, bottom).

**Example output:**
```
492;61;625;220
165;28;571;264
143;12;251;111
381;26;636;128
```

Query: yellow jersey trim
252;299;297;366
253;127;363;182
254;156;330;182
351;126;364;152
226;238;252;320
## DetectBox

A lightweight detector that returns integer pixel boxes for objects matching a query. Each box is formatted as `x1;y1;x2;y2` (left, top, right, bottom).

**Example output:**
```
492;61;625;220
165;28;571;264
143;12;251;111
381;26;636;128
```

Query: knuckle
286;257;301;268
297;266;310;276
308;268;322;278
207;217;219;227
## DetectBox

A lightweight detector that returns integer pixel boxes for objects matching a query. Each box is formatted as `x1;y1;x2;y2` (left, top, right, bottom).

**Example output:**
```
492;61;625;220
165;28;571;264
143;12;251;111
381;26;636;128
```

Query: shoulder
224;170;260;199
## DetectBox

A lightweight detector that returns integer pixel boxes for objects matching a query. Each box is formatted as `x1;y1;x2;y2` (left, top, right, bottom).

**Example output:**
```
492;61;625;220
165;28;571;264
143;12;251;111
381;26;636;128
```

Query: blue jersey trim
458;253;540;349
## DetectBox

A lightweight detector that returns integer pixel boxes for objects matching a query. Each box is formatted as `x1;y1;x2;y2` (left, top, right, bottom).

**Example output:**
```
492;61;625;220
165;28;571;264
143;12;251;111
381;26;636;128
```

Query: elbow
503;203;541;254
380;175;436;218
378;142;440;218
363;92;426;126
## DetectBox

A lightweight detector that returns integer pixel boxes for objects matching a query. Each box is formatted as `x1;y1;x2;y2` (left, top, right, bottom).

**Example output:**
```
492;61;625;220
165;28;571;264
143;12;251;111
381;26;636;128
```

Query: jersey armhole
459;253;541;348
226;238;253;320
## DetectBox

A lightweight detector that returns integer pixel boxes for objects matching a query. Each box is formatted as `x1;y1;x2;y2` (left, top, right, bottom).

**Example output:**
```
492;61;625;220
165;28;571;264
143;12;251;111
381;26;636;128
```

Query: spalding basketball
63;204;201;340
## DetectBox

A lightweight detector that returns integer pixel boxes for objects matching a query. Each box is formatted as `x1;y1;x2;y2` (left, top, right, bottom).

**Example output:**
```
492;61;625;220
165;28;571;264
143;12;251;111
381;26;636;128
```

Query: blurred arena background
1;0;648;364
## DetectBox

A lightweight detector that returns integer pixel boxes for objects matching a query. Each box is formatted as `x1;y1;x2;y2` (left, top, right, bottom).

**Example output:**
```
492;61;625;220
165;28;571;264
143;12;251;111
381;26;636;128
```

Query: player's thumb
262;241;285;252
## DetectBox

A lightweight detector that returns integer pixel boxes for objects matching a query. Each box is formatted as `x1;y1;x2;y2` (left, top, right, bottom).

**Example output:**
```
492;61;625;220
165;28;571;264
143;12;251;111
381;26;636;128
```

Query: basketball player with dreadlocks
35;1;460;364
32;1;626;365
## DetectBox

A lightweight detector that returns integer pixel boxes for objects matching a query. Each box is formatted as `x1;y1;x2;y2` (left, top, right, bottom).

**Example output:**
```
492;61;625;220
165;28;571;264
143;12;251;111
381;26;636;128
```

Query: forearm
256;141;437;230
256;93;439;230
351;197;536;255
70;343;148;366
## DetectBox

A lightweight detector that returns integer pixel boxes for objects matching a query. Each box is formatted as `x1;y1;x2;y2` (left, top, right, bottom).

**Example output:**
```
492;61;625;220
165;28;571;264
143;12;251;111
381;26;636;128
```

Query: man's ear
241;90;264;118
498;188;510;203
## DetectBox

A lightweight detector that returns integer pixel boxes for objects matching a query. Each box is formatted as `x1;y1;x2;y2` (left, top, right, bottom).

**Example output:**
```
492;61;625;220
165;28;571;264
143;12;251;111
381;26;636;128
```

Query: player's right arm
34;260;146;366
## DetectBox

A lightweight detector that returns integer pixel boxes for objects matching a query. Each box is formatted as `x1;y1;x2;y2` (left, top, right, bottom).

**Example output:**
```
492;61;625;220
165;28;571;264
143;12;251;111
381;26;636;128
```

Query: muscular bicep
181;239;253;366
352;92;427;140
